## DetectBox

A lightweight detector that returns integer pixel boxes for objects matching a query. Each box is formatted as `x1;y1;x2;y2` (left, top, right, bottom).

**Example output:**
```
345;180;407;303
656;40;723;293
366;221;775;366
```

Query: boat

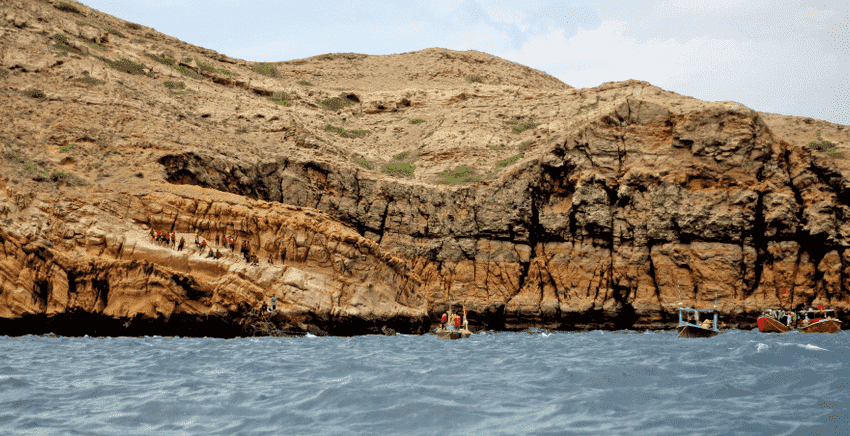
757;309;794;333
676;307;720;338
435;304;472;340
796;307;842;333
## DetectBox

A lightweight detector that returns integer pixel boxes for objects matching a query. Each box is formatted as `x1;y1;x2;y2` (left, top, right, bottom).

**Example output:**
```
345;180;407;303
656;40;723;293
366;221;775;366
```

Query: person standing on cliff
281;246;287;264
171;232;176;249
178;236;185;251
215;231;220;246
268;254;273;264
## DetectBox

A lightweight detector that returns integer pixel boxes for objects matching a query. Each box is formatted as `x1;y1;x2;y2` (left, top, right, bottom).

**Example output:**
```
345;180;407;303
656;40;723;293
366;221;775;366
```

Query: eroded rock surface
1;0;849;335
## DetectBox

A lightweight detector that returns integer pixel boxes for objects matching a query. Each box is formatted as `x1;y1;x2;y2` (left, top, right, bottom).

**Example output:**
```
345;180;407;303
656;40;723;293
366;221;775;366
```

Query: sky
78;0;850;125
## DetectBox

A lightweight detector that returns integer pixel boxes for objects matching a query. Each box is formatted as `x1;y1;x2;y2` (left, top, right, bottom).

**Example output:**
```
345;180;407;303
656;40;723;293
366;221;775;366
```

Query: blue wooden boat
676;308;720;338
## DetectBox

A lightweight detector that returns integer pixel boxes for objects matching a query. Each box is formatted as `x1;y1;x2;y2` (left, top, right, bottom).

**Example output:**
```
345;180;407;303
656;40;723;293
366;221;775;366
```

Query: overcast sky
78;0;850;125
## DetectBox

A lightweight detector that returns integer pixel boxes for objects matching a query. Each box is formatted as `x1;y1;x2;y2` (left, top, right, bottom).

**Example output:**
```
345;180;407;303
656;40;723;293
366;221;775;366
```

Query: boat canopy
677;308;717;313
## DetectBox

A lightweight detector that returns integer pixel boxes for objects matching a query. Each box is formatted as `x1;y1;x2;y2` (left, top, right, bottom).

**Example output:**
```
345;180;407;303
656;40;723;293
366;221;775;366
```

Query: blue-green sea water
1;329;847;435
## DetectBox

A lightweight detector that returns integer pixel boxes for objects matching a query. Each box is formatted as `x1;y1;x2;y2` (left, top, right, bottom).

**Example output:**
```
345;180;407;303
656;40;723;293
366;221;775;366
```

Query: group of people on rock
149;229;291;266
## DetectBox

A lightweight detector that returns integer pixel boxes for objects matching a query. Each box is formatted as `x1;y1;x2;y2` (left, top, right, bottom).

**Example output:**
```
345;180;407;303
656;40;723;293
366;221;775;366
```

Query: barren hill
1;0;849;336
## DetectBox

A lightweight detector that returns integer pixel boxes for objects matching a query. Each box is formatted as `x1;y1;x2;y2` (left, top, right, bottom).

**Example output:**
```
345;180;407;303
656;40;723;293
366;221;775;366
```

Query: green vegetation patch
496;153;524;167
170;64;200;79
510;120;538;134
55;2;81;13
52;33;81;56
319;97;355;111
409;119;425;124
60;143;75;152
297;80;314;86
163;80;185;90
267;91;292;106
547;134;560;144
466;74;482;83
575;95;600;115
23;88;47;100
74;74;103;85
195;58;216;74
130;38;146;43
393;151;410;161
436;165;481;185
124;22;142;30
253;63;279;78
101;27;126;38
89;42;105;51
325;124;370;138
144;52;175;66
424;131;434;139
235;127;248;134
0;69;8;80
351;153;373;170
381;162;415;178
217;68;235;76
97;56;149;76
809;133;843;158
519;140;533;151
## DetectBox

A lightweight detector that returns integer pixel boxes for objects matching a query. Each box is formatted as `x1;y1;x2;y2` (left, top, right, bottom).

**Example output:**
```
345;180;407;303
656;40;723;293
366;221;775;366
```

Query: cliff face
1;0;849;335
160;97;850;330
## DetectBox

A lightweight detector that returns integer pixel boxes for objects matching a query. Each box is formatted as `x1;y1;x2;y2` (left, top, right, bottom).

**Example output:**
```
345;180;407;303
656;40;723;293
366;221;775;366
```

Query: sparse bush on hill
89;42;105;51
163;81;185;90
809;132;843;158
351;153;373;170
466;74;482;83
195;59;216;73
436;165;481;185
60;143;76;152
507;118;538;134
55;2;81;14
75;73;104;86
124;22;142;30
101;27;126;38
318;97;354;111
144;52;175;66
23;89;46;100
547;134;560;144
297;80;314;86
381;162;415;178
98;57;149;76
217;68;235;76
253;63;279;78
52;33;81;56
170;64;200;79
267;92;292;106
130;38;146;44
409;119;425;124
519;140;532;151
393;151;410;161
496;153;523;167
0;69;8;80
575;96;600;115
325;124;370;138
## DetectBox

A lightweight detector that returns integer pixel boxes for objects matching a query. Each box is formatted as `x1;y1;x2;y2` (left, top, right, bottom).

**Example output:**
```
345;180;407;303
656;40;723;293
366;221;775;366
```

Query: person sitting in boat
700;318;713;329
453;314;461;329
440;313;448;330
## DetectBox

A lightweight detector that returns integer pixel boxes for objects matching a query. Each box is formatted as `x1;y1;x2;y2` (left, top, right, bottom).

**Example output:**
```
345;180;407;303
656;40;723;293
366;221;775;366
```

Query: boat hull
676;325;719;338
797;319;842;333
436;328;471;340
757;316;791;333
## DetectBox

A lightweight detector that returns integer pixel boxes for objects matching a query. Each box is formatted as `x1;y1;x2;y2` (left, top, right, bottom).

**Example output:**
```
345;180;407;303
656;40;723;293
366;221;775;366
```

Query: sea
0;329;847;436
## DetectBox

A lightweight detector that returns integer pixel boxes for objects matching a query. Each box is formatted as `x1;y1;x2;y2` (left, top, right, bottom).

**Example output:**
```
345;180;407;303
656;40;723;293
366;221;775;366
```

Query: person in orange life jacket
440;313;447;329
454;315;461;329
178;236;185;251
170;233;176;248
201;240;207;251
207;249;215;258
267;254;273;264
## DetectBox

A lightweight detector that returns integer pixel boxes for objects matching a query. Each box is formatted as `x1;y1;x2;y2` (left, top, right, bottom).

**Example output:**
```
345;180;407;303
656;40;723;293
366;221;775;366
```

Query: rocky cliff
1;0;849;336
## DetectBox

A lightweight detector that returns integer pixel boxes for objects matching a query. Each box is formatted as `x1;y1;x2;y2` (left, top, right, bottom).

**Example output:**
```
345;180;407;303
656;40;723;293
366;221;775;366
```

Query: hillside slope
1;0;849;335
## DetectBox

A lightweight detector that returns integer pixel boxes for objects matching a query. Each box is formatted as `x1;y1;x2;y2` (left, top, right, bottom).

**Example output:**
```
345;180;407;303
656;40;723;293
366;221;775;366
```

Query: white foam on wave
801;344;828;351
305;333;317;338
541;333;552;337
756;343;769;353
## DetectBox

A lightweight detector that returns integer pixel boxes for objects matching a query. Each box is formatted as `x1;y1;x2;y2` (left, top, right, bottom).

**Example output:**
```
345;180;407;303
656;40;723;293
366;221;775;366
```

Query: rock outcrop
1;0;849;335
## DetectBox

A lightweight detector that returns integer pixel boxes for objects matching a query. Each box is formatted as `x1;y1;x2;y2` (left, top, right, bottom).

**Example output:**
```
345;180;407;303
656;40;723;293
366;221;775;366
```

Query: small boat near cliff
676;307;720;338
435;304;472;340
757;309;794;333
796;307;842;333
